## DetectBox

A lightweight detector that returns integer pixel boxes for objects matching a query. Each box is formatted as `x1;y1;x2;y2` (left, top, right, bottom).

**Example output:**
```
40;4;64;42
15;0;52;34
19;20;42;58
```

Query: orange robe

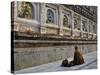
73;49;84;65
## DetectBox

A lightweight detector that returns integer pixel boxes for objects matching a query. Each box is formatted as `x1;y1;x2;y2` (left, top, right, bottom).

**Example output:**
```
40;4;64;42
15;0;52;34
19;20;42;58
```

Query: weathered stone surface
14;44;97;70
15;51;97;73
11;2;97;72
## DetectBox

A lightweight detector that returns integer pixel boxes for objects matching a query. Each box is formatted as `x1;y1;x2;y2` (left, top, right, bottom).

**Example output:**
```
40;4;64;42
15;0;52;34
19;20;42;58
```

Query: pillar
40;3;46;34
71;11;74;38
80;16;83;38
58;5;63;36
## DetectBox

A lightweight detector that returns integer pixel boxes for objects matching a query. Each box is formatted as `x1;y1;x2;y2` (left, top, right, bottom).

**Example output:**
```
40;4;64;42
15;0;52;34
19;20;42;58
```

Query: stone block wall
14;44;97;70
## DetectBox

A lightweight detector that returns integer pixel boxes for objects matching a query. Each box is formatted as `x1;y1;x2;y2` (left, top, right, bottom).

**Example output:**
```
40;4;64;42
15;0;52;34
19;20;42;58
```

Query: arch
63;15;68;27
18;2;34;19
82;20;87;32
74;18;77;29
93;24;96;33
89;21;91;32
46;9;55;24
74;15;81;30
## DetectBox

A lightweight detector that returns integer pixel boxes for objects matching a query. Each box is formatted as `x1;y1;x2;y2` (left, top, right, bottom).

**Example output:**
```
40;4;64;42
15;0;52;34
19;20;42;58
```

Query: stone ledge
13;31;97;41
14;40;97;48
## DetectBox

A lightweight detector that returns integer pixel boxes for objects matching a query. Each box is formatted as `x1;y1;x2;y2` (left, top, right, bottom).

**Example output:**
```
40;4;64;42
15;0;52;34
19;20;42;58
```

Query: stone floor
15;51;97;74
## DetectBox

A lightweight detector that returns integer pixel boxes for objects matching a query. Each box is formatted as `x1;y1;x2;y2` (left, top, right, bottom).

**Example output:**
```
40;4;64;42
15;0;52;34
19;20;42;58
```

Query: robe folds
73;49;85;65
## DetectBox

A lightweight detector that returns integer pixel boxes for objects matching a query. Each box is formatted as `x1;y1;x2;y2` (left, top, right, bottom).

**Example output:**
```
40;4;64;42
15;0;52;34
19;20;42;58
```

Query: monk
61;46;85;67
73;46;85;65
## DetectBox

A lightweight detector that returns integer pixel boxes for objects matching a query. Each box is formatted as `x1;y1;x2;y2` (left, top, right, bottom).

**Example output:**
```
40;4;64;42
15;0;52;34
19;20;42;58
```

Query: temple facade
11;1;97;71
12;2;97;39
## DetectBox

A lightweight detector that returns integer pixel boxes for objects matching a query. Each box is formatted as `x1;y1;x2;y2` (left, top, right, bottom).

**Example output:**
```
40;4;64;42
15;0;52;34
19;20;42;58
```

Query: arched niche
18;2;34;19
46;9;55;24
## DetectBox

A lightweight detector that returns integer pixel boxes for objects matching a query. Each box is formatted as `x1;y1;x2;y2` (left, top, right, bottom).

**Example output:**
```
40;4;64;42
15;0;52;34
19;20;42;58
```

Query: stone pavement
15;51;97;74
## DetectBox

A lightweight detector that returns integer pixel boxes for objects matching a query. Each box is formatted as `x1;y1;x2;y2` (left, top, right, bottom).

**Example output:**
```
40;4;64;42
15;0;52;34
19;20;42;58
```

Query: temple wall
14;44;97;70
12;2;97;38
11;2;97;71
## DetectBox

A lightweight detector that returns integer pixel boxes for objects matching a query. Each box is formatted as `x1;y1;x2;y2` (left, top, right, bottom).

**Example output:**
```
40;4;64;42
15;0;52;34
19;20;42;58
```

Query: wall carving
82;19;87;32
15;2;97;39
74;14;81;30
18;2;34;19
46;27;58;34
46;9;55;24
63;15;68;27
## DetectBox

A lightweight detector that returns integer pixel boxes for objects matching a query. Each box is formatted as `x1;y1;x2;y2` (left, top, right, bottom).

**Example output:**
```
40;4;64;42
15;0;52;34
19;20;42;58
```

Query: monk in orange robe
73;46;85;65
61;46;85;67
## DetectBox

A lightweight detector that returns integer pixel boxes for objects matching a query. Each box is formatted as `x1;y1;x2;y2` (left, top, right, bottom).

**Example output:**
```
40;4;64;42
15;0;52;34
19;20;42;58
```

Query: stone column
71;11;74;38
87;19;89;38
40;3;46;34
13;1;17;21
80;16;83;38
95;23;97;34
91;21;93;33
11;1;19;32
95;23;97;39
58;6;63;36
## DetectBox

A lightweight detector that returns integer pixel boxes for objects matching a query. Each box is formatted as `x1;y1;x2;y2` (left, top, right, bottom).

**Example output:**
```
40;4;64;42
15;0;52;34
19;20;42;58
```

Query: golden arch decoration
18;2;34;19
63;15;68;27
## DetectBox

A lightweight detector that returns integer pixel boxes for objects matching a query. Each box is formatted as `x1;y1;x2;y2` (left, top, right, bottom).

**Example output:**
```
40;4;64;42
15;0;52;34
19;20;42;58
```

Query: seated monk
61;46;84;67
73;46;85;65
